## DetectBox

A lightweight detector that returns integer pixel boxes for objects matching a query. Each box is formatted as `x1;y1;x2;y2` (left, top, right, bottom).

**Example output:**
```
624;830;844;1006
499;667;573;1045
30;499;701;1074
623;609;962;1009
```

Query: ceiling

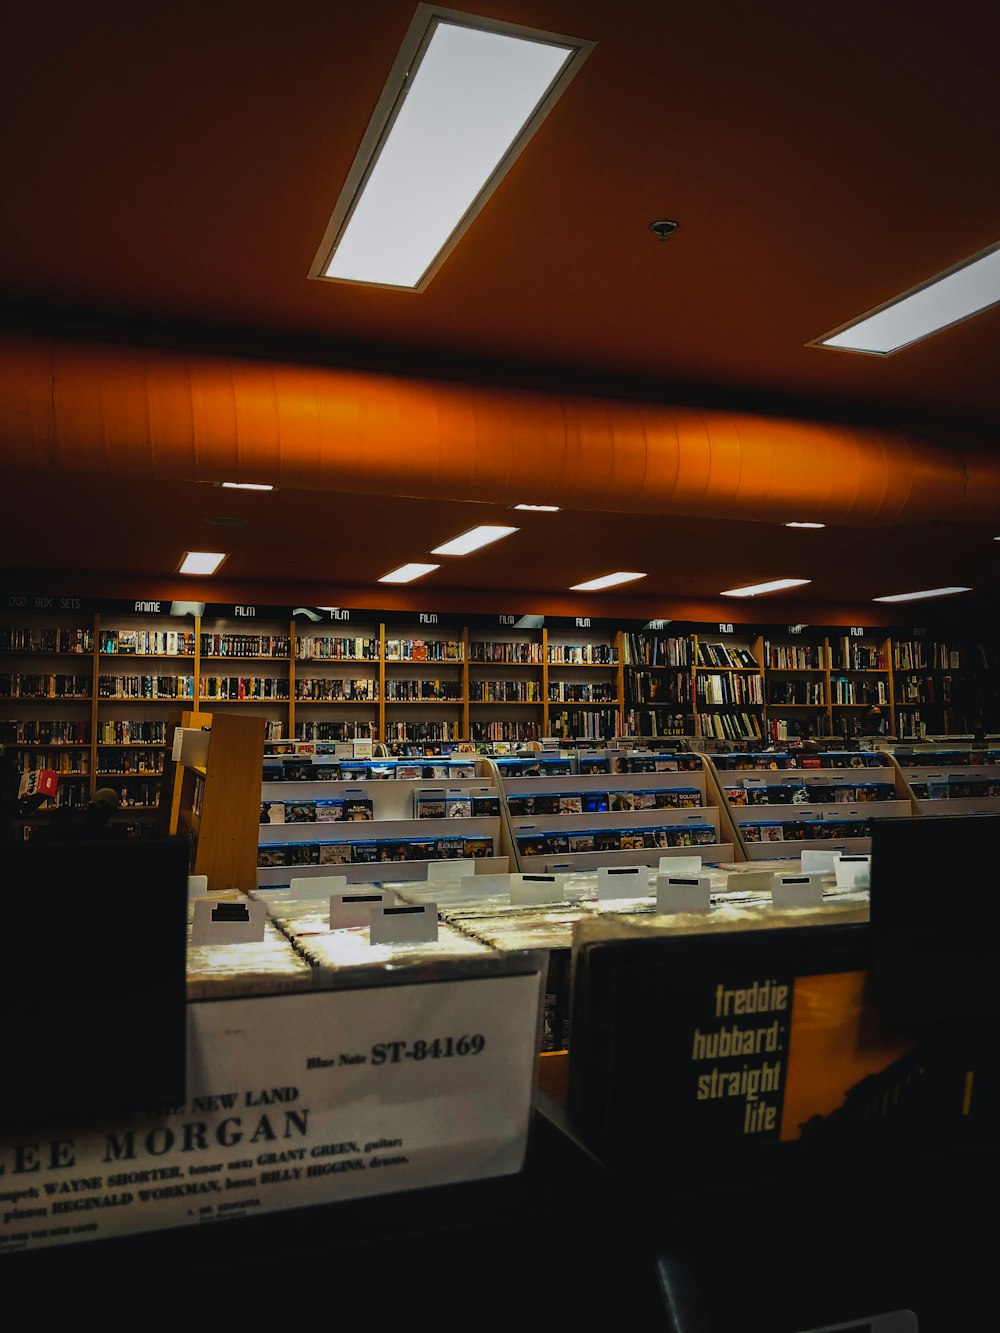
2;0;999;611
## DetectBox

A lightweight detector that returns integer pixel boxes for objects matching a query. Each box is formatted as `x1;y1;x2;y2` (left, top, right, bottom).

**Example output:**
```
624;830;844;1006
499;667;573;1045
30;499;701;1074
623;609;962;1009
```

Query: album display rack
886;743;1000;817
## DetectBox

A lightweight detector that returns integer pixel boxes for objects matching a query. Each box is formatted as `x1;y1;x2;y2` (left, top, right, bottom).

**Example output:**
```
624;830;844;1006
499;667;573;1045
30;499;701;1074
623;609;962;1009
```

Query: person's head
88;788;121;821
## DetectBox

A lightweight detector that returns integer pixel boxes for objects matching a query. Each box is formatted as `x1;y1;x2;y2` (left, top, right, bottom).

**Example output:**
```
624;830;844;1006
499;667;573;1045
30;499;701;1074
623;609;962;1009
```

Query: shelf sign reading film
0;971;541;1254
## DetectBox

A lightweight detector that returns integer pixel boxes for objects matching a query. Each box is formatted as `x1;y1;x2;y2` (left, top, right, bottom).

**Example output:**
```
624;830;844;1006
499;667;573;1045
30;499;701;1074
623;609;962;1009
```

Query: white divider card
658;855;702;876
427;859;475;884
289;875;349;900
597;865;646;901
458;874;511;900
187;875;209;900
834;854;871;890
800;849;841;874
744;776;767;791
0;970;543;1254
771;874;825;910
656;873;712;914
330;890;395;930
510;874;565;906
369;903;439;945
191;898;266;945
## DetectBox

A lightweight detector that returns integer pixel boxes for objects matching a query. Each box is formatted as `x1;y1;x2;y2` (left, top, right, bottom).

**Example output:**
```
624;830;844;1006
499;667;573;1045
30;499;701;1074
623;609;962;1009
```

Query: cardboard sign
191;898;266;945
329;890;395;929
771;874;825;910
510;874;565;906
597;865;646;901
369;903;439;945
656;874;712;914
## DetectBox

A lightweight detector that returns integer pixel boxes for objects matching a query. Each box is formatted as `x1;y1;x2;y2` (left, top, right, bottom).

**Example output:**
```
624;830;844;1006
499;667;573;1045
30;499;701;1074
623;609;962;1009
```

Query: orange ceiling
1;1;999;609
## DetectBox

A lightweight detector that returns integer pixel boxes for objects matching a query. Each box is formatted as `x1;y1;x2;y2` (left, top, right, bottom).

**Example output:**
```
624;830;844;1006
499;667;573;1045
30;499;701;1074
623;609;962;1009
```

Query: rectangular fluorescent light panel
219;482;274;491
178;552;227;576
514;503;561;512
431;525;518;556
311;8;592;289
817;241;1000;355
378;562;440;584
873;587;971;603
784;521;825;529
570;572;646;591
721;578;811;598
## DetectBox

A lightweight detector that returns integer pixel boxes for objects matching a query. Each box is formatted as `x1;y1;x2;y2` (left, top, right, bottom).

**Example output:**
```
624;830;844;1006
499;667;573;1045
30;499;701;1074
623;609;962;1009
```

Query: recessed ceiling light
217;482;275;491
431;525;518;556
784;521;825;529
378;562;440;584
721;578;811;598
570;572;646;591
814;240;1000;355
178;552;227;576
310;8;592;290
513;503;561;512
873;587;971;603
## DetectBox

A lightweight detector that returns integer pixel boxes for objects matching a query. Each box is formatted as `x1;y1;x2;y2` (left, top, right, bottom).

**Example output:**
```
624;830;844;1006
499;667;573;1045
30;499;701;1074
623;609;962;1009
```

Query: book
316;800;343;821
285;801;317;823
260;801;285;824
341;798;374;821
319;843;352;864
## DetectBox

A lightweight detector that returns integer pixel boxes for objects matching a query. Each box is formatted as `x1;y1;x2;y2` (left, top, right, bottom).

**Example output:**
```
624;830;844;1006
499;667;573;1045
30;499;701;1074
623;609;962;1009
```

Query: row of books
517;825;718;855
622;634;692;667
695;642;758;669
257;835;494;866
470;682;542;701
98;674;195;699
768;682;826;705
507;788;702;814
414;793;500;818
724;782;895;805
911;779;1000;799
18;752;89;773
97;720;168;744
384;680;463;700
200;676;288;700
696;712;764;740
739;818;873;841
260;797;375;822
829;679;889;705
468;642;544;663
766;719;825;741
697;673;764;705
765;643;828;670
830;640;887;671
546;645;618;664
384;721;462;741
893;749;1000;766
547;683;617;702
385;639;464;661
295;679;377;701
263;758;479;782
4;719;90;743
622;710;691;736
895;674;954;704
293;722;377;740
100;630;197;656
549;710;624;739
200;632;290;657
1;628;94;654
471;722;540;741
100;779;160;806
295;635;379;660
96;753;164;775
1;674;91;698
625;671;691;704
892;640;961;671
712;751;888;770
496;753;701;775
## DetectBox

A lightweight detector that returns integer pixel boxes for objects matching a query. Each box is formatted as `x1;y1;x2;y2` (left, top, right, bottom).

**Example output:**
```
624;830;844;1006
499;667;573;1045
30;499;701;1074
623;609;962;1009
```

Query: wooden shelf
9;741;90;747
546;661;619;669
294;699;378;705
197;698;289;705
97;742;166;748
469;699;543;705
101;653;196;661
384;698;463;705
0;696;92;703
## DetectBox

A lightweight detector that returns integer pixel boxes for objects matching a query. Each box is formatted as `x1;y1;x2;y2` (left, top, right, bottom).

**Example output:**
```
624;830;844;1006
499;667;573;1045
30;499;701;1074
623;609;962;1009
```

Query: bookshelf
545;627;624;741
293;615;379;744
170;709;267;891
693;631;765;742
468;623;544;745
491;748;736;872
621;629;694;738
256;747;508;886
763;629;832;741
707;749;913;860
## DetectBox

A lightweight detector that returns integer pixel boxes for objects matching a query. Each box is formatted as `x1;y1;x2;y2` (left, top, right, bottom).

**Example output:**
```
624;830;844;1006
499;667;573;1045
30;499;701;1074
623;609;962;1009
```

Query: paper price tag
658;854;702;876
428;859;475;883
510;874;564;906
656;874;711;914
800;849;840;874
369;903;439;945
289;874;348;900
835;854;871;889
458;873;511;899
191;898;266;945
597;865;646;901
771;874;824;909
330;890;394;929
